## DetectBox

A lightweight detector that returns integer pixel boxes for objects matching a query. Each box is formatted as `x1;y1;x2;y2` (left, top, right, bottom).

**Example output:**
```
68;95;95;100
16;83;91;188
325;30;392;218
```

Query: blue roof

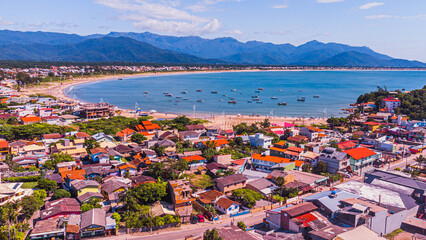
303;190;360;214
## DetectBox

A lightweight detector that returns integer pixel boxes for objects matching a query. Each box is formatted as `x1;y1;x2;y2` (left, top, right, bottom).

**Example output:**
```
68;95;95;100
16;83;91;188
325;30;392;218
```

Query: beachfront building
344;147;381;174
249;133;273;149
79;103;115;119
383;97;401;112
299;126;324;141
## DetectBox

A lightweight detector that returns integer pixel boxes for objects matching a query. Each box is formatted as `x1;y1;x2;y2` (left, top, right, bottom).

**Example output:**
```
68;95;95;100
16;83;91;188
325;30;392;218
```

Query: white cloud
187;0;244;13
365;14;392;19
401;14;426;20
272;4;288;9
0;17;15;26
317;0;344;3
359;2;384;10
224;29;243;34
95;0;221;35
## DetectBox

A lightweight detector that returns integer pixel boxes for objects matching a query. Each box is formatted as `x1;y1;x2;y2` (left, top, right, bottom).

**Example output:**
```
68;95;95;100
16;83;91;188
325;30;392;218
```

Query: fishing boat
144;91;148;94
118;78;123;80
297;97;306;102
228;100;237;104
211;91;218;94
279;89;283;92
219;99;223;102
255;90;260;93
271;97;278;100
181;91;188;94
165;94;173;97
313;95;320;98
163;92;168;94
176;96;182;99
231;89;236;92
258;87;264;90
229;97;235;100
253;98;260;101
256;101;263;104
299;90;303;92
183;98;189;101
196;89;202;92
252;95;259;98
197;99;204;102
223;94;227;97
278;102;287;106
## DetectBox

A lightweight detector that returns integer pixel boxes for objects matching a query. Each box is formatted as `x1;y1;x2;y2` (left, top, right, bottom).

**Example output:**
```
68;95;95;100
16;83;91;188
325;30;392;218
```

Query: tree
32;189;47;203
301;163;312;173
237;221;247;231
43;153;74;170
275;176;286;196
260;118;271;128
20;196;41;220
415;155;426;169
52;189;71;200
81;198;102;213
36;178;57;192
234;137;244;146
313;161;328;174
153;146;166;157
84;138;100;155
124;182;167;210
172;158;189;171
131;133;147;144
232;189;263;208
112;212;121;231
204;228;223;240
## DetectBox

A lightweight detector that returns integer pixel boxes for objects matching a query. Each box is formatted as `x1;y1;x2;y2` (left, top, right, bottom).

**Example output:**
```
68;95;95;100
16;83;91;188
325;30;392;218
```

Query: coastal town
0;68;424;240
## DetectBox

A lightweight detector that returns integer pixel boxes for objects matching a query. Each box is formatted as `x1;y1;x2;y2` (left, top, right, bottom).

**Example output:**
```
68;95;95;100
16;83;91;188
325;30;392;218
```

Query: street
98;210;266;240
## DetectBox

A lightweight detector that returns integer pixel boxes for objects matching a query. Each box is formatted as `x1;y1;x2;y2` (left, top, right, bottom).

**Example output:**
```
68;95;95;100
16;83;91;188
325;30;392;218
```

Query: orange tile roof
270;146;287;153
20;116;42;123
90;147;107;155
116;128;135;137
363;121;381;126
306;126;322;132
337;140;357;150
274;141;287;146
143;124;161;130
287;146;304;153
60;169;86;180
202;139;229;147
182;155;206;162
294;160;304;167
141;121;153;126
344;147;377;160
118;163;136;170
139;131;155;136
285;151;301;156
318;133;327;137
252;153;291;164
231;159;246;165
0;140;8;148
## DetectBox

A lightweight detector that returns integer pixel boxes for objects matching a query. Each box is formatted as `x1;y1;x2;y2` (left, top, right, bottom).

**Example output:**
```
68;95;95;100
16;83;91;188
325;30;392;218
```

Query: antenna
100;98;104;103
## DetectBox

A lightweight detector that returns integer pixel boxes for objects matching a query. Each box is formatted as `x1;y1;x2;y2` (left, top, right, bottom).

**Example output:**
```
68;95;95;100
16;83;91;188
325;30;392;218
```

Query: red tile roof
116;128;135;138
344;147;377;160
20;116;42;123
252;153;291;164
182;155;206;162
363;121;381;126
202;139;229;147
337;140;357;150
287;146;304;153
0;140;8;148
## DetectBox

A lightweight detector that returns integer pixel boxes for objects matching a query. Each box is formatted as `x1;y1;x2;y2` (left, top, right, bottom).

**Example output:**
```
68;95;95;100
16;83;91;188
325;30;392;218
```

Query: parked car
197;215;205;223
191;215;199;224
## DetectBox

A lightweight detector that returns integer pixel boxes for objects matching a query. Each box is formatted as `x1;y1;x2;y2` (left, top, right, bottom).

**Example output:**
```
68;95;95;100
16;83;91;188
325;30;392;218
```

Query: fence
230;209;250;218
126;223;180;234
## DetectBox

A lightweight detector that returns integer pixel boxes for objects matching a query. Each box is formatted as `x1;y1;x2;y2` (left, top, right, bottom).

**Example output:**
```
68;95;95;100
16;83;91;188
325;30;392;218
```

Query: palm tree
204;204;217;224
415;155;425;170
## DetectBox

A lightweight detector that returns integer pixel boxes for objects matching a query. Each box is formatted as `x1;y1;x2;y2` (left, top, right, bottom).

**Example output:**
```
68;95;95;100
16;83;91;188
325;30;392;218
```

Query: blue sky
1;0;426;61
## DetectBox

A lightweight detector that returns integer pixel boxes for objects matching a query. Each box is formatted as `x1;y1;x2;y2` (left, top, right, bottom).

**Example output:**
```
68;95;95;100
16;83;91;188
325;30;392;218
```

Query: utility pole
150;205;153;233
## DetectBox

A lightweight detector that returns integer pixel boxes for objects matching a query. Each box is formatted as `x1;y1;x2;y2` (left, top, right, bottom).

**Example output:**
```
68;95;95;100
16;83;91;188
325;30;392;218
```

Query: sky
1;0;426;61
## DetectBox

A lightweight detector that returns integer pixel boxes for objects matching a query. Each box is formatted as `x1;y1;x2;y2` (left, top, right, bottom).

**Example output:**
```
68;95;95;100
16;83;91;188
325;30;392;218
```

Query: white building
249;133;273;149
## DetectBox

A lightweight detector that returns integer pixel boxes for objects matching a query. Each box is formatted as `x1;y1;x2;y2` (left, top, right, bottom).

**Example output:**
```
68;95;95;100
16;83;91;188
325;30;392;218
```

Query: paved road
99;210;266;240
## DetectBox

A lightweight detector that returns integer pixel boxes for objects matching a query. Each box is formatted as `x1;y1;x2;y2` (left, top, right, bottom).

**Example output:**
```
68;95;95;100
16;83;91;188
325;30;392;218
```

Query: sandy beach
21;70;327;129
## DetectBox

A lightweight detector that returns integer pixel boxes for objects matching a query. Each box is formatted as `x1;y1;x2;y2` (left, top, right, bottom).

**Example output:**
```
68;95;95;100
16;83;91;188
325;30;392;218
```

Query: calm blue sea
65;71;426;117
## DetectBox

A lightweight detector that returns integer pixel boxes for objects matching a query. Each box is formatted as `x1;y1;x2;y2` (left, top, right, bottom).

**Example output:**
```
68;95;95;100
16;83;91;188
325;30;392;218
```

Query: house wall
216;181;246;195
384;210;407;235
78;186;100;197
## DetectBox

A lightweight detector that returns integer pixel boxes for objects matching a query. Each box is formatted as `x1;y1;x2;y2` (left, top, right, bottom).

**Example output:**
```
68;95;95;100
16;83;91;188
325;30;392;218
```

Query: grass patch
384;228;403;240
21;182;38;189
189;174;213;189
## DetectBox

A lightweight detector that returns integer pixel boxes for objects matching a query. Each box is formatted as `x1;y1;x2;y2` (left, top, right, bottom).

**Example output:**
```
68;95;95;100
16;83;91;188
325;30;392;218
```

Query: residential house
40;198;81;220
83;166;103;179
280;202;318;231
334;225;385;240
42;133;62;146
20;116;42;125
214;197;240;215
60;169;86;187
131;175;156;187
363;122;382;132
70;180;100;197
38;108;54;117
23;144;46;155
249;133;273;149
283;146;305;160
12;155;46;168
80;209;107;238
77;192;104;204
185;124;205;133
0;182;26;206
199;139;229;151
116;128;135;142
383;97;401;112
206;162;228;175
344;147;381;174
92;133;114;143
300;126;320;140
213;154;233;166
182;155;206;168
337;140;357;151
156;139;176;152
179;131;201;141
56;161;77;173
168;179;195;222
246;178;277;197
0;140;9;160
214;174;247;195
251;153;294;172
318;147;349;174
117;163;137;176
196;190;225;207
101;179;128;208
90;148;108;163
8;140;27;155
28;218;65;240
287;135;309;145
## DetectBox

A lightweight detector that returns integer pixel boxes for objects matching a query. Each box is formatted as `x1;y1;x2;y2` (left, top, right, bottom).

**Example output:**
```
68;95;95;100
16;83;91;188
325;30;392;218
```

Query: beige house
214;174;247;195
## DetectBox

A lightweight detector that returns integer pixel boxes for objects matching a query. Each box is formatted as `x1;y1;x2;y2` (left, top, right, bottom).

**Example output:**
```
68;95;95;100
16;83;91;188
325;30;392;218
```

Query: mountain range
0;29;424;67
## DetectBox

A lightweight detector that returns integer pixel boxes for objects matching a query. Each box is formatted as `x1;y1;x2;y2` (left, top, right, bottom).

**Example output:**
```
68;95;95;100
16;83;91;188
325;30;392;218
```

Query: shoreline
22;69;335;128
